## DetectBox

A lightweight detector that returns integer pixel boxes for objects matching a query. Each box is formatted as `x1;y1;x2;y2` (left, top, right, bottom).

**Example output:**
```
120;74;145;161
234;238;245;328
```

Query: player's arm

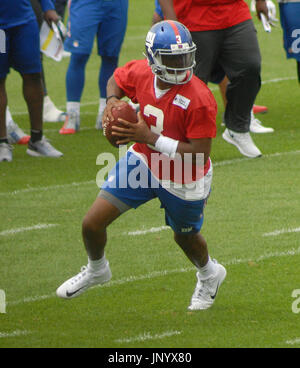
255;0;269;21
103;75;127;123
40;0;60;25
176;138;212;166
158;0;177;20
113;113;212;165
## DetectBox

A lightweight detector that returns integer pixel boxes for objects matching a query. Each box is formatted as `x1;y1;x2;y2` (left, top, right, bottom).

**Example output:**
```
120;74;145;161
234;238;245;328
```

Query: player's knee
22;72;42;84
82;214;104;236
245;59;261;77
174;232;197;247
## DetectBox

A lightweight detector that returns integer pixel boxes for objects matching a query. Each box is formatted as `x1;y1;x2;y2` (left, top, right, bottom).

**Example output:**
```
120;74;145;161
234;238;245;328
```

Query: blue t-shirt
0;0;55;29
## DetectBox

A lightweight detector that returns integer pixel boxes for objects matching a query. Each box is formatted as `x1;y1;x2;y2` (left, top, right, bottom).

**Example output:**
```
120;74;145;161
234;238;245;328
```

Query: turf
1;0;300;348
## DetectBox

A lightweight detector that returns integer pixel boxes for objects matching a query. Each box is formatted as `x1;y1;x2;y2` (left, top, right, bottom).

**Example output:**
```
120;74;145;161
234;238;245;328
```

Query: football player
57;20;227;311
159;0;273;157
0;0;63;162
278;0;300;84
59;0;129;134
153;0;271;134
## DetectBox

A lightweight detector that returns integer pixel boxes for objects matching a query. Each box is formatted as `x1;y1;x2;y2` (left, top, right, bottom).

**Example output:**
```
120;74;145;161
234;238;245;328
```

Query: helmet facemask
145;21;197;85
152;48;196;84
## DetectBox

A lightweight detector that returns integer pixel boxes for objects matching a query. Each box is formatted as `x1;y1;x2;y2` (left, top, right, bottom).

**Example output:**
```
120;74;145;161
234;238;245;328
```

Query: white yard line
285;337;300;345
0;224;58;237
115;330;182;344
0;330;31;338
0;180;95;197
214;149;300;167
263;227;300;237
126;226;170;236
1;149;300;197
9;76;298;115
7;246;300;307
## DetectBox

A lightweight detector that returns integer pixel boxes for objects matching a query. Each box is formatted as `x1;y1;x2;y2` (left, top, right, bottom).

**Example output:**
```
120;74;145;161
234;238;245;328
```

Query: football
103;102;138;147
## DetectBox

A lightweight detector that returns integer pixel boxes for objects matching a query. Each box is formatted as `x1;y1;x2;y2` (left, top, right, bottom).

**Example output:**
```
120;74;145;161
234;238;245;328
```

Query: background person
0;0;63;162
159;0;273;158
59;0;129;135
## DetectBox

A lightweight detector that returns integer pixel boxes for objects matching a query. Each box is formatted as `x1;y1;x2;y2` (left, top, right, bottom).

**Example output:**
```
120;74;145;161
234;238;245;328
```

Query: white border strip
0;224;58;237
115;330;182;344
7;246;300;307
263;227;300;237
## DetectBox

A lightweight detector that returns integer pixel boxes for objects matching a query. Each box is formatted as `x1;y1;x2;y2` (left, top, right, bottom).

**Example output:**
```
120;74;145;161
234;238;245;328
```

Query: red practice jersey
172;0;251;31
113;59;217;184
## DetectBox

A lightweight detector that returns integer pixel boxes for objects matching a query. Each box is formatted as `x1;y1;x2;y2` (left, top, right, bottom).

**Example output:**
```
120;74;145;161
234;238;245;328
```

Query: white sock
198;257;216;280
88;255;107;274
98;98;106;115
67;102;80;115
6;106;13;125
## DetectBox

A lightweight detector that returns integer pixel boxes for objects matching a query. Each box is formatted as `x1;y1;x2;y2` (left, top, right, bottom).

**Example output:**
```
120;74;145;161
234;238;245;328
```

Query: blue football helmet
145;20;196;85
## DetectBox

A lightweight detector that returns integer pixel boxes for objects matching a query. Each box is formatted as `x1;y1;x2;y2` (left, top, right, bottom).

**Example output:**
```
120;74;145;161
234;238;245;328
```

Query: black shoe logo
66;286;85;298
210;283;220;300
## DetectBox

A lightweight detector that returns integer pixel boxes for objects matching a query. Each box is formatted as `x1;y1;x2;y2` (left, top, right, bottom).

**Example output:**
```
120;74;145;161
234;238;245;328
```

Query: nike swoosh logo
66;286;85;298
210;282;220;300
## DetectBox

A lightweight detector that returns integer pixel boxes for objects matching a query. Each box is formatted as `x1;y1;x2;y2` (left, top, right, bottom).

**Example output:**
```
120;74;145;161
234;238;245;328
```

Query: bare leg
0;78;7;139
22;73;43;132
82;197;121;260
174;232;209;269
218;76;228;108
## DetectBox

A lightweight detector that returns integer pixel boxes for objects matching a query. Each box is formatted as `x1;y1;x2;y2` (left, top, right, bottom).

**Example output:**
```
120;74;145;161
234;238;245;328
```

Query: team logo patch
173;94;190;110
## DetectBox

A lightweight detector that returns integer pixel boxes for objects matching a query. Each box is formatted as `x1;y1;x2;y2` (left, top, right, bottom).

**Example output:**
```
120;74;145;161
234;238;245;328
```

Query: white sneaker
56;262;112;299
250;110;274;134
59;111;80;135
222;128;262;158
6;120;30;145
26;136;63;158
62;50;71;58
0;142;13;162
43;96;66;123
188;260;226;311
95;112;103;130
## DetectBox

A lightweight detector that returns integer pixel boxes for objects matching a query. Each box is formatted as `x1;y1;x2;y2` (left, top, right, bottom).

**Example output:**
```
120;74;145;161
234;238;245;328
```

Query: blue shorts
154;0;164;19
0;20;41;79
279;3;300;62
64;0;128;56
100;152;208;235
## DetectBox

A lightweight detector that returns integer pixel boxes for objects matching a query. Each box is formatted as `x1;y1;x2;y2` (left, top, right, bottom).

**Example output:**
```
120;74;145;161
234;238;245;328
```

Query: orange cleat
253;104;268;114
59;112;80;135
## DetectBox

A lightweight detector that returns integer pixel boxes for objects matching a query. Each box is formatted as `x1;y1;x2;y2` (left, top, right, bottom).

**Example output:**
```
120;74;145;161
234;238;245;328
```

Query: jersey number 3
144;104;164;150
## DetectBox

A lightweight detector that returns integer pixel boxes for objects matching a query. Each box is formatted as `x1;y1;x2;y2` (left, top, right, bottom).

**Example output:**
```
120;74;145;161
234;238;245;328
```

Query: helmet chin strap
165;71;187;83
157;70;188;84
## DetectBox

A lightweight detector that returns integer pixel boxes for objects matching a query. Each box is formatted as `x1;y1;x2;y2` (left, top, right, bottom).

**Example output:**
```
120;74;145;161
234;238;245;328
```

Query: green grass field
1;0;300;349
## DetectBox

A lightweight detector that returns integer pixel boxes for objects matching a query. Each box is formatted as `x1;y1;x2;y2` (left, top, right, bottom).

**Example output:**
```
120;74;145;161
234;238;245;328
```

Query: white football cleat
6;119;30;145
250;110;274;134
188;260;226;311
26;136;63;158
43;96;66;123
59;111;80;135
222;128;262;158
0;142;13;162
95;112;103;130
56;262;112;299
